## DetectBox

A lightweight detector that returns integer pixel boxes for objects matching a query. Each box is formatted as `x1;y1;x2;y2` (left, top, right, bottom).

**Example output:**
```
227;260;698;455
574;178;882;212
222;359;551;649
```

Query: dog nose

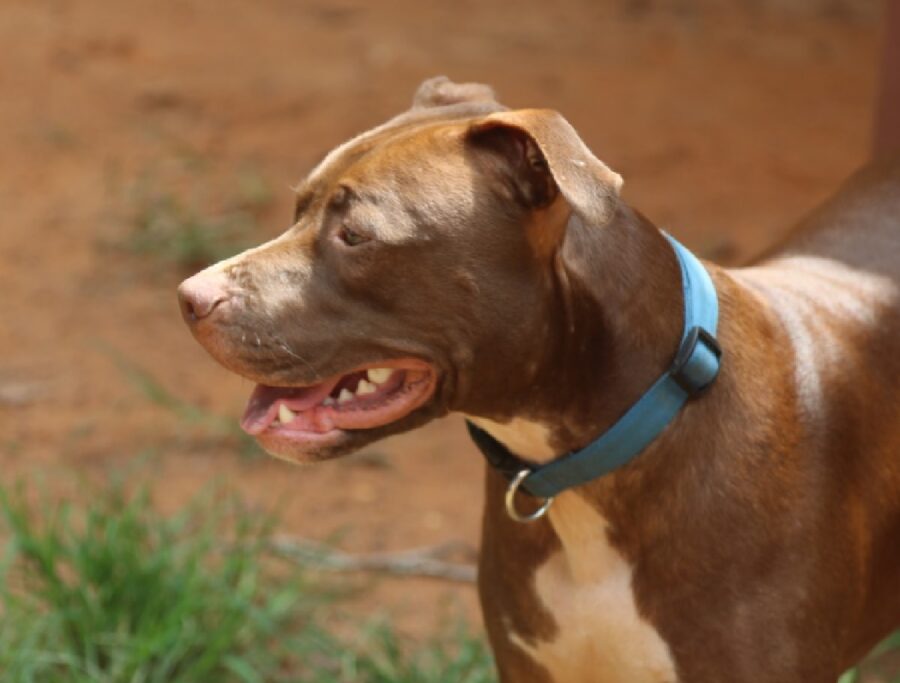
177;271;230;324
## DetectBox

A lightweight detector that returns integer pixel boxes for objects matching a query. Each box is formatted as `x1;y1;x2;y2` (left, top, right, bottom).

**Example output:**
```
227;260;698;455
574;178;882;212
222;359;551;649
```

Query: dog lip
241;380;339;435
256;427;350;462
240;358;437;437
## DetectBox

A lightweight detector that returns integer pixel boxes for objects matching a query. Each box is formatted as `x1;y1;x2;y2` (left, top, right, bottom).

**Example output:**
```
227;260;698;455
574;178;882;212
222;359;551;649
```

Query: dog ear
412;76;497;109
467;109;623;228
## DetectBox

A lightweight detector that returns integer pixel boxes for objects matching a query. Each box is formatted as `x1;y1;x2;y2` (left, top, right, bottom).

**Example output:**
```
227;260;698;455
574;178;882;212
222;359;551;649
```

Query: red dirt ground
0;0;884;643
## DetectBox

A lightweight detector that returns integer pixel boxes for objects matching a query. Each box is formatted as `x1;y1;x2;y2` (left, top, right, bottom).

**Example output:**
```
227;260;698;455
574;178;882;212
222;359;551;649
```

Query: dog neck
468;203;686;463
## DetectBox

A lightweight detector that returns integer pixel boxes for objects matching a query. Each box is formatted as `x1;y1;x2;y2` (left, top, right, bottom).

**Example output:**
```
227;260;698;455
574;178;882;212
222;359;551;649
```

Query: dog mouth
240;358;437;446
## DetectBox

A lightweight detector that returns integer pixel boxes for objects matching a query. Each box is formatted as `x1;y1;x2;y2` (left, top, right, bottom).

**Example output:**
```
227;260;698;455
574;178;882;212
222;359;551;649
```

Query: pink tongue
241;382;333;434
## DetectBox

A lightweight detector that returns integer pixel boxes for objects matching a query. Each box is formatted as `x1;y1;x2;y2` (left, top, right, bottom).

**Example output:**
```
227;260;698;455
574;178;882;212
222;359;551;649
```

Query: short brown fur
179;78;900;682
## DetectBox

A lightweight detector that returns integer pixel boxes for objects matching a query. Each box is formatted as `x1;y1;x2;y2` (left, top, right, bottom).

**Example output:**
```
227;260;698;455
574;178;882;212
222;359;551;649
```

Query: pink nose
177;270;231;325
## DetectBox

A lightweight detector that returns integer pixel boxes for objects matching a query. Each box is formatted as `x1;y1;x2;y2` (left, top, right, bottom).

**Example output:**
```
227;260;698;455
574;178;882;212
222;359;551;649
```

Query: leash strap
466;233;722;499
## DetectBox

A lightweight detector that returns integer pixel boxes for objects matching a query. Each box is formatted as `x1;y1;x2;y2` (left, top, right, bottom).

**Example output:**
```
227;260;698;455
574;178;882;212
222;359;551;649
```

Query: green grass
0;480;495;683
3;476;895;683
104;347;263;460
842;631;900;683
0;484;316;682
123;166;273;274
127;192;254;273
314;622;494;683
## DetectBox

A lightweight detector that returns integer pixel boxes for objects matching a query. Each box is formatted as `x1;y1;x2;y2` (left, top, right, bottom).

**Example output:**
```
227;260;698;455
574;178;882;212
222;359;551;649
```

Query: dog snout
177;270;231;325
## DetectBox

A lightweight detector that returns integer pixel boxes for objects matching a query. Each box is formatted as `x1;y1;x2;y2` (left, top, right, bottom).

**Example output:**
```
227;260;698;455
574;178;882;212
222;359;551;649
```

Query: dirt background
0;0;888;651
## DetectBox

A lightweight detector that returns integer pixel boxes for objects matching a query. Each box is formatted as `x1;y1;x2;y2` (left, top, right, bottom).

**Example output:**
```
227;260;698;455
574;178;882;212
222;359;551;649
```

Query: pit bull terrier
177;77;900;682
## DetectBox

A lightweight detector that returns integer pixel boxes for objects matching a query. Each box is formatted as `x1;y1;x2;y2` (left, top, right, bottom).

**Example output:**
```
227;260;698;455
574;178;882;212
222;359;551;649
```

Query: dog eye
338;225;369;246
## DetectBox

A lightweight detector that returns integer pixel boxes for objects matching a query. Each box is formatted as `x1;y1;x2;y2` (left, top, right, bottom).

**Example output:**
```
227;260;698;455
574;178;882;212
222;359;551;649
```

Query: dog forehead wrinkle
345;154;480;242
307;112;477;193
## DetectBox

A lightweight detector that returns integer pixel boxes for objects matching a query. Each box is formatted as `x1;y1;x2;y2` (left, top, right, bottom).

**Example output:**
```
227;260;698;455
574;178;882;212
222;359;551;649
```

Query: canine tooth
357;379;377;395
323;396;335;406
367;368;392;384
278;404;296;424
338;388;354;404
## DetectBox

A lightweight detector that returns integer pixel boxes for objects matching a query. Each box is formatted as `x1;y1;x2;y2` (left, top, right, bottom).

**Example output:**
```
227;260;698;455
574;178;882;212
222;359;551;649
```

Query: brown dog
178;78;900;682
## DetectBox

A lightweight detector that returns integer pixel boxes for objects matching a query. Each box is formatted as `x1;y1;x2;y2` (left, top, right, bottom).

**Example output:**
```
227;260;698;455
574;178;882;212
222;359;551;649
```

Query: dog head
178;77;622;462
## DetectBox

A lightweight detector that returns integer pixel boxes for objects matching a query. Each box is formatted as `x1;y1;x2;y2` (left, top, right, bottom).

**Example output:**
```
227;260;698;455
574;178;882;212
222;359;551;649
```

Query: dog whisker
277;339;319;377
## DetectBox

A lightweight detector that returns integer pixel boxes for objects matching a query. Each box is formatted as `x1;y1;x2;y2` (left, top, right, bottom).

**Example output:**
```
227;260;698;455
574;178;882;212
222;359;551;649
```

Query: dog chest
504;494;678;683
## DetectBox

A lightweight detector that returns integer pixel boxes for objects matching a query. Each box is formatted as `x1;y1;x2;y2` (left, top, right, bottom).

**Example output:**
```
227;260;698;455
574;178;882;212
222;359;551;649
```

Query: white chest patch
507;494;678;683
466;416;557;463
468;417;677;681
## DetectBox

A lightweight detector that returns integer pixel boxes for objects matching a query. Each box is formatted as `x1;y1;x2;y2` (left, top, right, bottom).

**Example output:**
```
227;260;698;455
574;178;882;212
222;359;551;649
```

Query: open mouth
240;358;437;446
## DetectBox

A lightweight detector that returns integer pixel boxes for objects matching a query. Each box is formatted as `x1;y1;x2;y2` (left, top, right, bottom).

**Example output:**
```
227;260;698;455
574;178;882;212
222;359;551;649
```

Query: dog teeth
367;368;392;384
357;379;377;395
338;388;354;404
323;396;335;406
278;404;296;424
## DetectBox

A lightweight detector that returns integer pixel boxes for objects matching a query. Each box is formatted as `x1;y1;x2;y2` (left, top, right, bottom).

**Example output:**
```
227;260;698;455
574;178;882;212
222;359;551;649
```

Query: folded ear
466;109;623;229
412;76;498;109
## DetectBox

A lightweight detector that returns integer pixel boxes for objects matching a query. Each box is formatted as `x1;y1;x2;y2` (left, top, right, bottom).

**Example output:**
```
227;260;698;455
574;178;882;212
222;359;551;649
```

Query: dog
178;77;900;682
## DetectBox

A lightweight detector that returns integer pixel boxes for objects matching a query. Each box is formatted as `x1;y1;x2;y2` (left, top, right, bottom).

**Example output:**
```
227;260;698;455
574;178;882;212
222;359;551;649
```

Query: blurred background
0;0;894;680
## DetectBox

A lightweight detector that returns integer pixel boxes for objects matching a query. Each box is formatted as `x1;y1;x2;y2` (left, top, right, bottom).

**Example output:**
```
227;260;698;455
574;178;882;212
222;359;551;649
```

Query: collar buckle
669;326;722;396
467;234;723;515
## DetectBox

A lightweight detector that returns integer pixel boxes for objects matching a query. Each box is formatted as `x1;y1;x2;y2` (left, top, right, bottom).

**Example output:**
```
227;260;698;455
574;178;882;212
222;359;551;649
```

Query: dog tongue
241;383;333;434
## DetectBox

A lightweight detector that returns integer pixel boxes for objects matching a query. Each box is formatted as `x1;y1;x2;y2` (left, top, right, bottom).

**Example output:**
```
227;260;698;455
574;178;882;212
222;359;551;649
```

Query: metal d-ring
505;469;554;523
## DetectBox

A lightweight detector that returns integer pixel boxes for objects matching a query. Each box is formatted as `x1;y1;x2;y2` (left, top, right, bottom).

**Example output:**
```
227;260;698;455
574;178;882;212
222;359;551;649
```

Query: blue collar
466;233;722;502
